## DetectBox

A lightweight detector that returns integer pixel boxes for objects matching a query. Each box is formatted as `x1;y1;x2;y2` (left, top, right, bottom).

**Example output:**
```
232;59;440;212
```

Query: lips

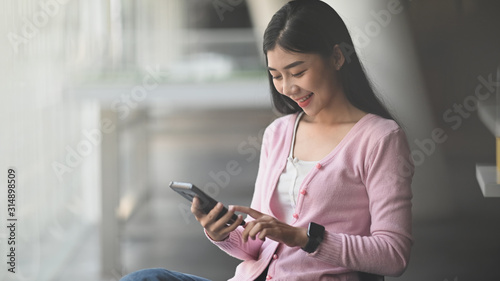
294;92;313;108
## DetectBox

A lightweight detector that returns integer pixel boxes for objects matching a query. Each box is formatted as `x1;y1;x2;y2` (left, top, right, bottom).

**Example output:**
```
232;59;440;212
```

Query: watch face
308;222;325;239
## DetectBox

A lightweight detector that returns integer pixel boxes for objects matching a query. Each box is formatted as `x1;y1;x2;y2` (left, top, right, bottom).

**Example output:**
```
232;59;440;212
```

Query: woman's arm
201;123;277;260
309;129;414;276
205;224;264;261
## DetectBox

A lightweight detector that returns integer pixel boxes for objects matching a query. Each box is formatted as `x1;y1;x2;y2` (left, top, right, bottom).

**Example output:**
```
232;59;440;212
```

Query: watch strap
302;222;325;253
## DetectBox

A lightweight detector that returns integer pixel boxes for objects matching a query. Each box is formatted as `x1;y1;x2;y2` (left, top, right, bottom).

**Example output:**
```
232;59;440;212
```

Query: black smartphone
169;181;244;226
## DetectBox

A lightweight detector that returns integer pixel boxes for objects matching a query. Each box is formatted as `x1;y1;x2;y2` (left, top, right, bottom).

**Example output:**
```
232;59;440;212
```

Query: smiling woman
266;48;347;119
263;0;394;122
120;1;413;280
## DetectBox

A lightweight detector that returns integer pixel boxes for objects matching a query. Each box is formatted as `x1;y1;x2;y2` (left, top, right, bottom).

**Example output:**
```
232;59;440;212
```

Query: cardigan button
273;254;279;260
266;275;272;280
315;163;322;169
300;189;307;195
293;213;299;219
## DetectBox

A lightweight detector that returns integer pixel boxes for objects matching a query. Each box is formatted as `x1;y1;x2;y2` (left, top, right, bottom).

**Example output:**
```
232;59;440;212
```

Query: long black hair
263;0;394;120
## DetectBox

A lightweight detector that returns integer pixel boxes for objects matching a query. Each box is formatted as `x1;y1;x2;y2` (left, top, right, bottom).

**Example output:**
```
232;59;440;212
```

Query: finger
206;202;224;222
207;206;242;236
210;204;238;231
222;212;244;233
231;205;264;219
258;228;269;241
241;220;257;243
191;197;205;218
221;205;241;225
199;202;223;228
242;220;267;242
248;221;268;241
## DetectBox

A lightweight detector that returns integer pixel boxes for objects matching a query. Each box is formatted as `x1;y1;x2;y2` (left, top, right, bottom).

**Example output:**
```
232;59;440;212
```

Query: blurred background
0;0;500;280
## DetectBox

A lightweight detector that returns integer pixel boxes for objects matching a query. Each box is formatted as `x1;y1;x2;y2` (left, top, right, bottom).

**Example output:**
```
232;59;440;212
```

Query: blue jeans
120;268;212;281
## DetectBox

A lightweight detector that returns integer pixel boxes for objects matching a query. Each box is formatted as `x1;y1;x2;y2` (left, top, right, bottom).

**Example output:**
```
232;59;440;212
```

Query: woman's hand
232;206;308;249
191;197;244;242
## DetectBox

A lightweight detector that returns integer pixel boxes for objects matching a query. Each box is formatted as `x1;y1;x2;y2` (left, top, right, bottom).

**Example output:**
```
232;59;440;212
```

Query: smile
296;93;313;103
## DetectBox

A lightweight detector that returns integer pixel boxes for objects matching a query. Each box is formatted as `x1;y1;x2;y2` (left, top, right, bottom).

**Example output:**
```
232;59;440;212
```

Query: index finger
231;205;263;219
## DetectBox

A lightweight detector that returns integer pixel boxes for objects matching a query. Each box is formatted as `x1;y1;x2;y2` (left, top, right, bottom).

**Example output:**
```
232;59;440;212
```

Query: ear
332;44;345;70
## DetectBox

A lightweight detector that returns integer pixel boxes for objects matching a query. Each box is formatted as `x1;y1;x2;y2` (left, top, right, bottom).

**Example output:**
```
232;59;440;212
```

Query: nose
282;79;300;97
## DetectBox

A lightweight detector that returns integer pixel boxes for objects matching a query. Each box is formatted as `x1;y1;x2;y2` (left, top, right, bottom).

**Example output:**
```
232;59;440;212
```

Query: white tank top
272;112;318;224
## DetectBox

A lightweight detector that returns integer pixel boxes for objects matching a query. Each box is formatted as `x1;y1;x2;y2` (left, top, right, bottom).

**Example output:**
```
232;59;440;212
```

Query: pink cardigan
208;113;414;281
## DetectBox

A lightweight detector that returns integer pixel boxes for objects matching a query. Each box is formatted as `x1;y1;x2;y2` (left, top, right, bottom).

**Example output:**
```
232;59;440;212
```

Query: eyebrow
267;61;305;71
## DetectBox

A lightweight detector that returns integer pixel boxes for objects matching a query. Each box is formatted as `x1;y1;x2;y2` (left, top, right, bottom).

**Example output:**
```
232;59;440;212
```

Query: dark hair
263;0;394;120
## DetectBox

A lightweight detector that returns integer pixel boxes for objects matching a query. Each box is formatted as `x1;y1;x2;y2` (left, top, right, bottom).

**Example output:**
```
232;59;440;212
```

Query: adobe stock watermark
110;66;168;120
177;127;267;224
51;66;168;182
370;71;499;183
7;0;71;54
407;71;500;169
212;0;244;21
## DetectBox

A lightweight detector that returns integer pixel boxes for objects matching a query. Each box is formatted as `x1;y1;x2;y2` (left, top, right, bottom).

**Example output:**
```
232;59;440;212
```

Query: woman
121;0;414;280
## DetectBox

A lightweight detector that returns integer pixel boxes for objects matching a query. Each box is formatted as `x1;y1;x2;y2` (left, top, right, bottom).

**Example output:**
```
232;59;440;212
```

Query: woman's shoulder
356;114;409;148
361;113;402;137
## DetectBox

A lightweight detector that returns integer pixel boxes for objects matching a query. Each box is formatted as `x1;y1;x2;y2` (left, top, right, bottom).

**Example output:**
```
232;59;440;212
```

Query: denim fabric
120;268;212;281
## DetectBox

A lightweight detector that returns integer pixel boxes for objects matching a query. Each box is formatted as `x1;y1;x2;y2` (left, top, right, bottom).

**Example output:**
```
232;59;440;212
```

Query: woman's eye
292;70;306;77
272;75;282;80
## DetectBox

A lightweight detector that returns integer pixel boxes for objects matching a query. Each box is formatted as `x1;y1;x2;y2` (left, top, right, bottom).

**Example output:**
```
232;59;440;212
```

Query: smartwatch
302;222;325;253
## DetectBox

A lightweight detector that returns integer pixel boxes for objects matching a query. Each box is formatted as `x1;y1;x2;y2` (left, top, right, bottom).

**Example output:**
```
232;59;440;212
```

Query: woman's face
267;46;343;117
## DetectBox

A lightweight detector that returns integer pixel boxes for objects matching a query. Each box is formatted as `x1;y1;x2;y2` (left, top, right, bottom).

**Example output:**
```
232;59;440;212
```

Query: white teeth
299;93;312;102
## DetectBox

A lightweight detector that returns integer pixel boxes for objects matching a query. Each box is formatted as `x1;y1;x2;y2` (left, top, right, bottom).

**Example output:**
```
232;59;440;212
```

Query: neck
305;91;366;125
